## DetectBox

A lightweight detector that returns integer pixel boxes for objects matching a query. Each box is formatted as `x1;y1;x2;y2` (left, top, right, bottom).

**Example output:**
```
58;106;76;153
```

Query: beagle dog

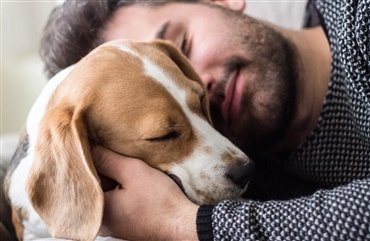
5;40;253;241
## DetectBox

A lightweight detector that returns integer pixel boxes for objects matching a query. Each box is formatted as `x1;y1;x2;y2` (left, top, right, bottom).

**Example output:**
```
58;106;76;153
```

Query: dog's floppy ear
26;102;103;241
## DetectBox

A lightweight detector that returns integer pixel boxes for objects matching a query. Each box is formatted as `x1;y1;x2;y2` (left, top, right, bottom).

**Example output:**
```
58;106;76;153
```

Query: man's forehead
103;4;166;42
103;2;213;41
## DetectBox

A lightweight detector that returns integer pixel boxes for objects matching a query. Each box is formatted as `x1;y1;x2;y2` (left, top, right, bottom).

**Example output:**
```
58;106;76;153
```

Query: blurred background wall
2;1;56;135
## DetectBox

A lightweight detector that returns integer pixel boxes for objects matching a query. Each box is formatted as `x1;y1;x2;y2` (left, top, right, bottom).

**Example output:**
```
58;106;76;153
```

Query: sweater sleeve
197;178;370;240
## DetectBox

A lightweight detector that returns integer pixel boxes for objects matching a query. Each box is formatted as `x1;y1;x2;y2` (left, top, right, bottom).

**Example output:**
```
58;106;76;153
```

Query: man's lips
222;69;242;125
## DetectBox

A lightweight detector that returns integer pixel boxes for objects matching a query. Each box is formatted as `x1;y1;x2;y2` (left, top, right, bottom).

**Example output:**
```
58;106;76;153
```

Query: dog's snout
226;161;254;188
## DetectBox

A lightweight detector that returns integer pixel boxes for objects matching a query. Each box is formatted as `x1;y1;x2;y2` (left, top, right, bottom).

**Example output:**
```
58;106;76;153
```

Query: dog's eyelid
145;130;181;142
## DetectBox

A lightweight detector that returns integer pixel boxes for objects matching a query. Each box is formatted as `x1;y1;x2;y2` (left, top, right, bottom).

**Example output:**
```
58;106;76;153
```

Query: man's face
103;2;297;156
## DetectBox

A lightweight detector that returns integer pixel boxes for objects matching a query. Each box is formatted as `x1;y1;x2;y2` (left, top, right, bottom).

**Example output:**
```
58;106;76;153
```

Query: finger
91;145;112;168
90;145;128;183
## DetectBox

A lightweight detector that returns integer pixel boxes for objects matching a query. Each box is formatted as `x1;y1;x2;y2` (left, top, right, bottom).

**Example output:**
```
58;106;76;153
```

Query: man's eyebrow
155;21;170;39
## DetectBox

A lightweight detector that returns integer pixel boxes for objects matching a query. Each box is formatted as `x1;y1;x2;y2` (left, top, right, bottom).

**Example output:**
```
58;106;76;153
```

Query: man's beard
209;14;298;158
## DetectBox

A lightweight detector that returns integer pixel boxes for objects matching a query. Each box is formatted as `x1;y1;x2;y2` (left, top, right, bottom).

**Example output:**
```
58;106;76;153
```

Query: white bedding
245;1;307;30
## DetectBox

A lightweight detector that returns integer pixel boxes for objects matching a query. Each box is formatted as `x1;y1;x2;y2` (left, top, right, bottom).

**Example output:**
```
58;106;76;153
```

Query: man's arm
207;178;370;240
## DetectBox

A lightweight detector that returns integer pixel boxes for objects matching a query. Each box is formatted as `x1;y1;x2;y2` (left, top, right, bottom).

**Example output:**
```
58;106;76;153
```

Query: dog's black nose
227;161;255;188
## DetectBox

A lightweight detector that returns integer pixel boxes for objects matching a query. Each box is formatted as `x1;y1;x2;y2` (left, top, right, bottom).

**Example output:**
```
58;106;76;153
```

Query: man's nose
200;73;216;96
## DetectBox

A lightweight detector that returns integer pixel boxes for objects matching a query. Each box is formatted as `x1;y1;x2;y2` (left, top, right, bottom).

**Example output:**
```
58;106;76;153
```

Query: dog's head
26;39;253;240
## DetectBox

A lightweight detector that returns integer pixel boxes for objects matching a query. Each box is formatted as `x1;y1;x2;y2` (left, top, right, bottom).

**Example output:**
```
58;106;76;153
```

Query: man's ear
204;0;246;12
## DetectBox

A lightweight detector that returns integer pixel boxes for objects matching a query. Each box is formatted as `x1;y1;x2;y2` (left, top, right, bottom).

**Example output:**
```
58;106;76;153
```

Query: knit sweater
196;0;370;240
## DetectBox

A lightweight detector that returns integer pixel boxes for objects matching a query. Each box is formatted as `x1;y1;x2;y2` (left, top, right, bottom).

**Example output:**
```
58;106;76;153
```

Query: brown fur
25;40;210;240
11;208;24;241
27;102;103;240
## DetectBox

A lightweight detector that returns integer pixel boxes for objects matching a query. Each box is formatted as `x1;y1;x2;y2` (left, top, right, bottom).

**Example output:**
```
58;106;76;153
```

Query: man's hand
91;145;199;240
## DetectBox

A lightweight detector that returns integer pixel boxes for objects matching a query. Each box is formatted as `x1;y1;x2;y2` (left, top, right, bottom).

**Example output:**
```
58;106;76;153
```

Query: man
40;0;370;240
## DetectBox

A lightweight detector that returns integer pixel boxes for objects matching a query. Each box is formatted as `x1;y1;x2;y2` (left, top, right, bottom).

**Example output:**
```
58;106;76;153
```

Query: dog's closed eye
145;131;181;142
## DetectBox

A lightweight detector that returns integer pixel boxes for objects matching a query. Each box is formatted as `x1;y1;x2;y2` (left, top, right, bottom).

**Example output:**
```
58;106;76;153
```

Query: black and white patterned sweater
196;0;370;240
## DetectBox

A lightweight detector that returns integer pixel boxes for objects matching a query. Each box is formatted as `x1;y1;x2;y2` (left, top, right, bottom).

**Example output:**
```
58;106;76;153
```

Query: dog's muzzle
226;161;255;188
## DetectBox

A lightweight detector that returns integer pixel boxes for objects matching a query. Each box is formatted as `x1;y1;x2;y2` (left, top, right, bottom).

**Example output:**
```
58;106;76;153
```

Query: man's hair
40;0;198;79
